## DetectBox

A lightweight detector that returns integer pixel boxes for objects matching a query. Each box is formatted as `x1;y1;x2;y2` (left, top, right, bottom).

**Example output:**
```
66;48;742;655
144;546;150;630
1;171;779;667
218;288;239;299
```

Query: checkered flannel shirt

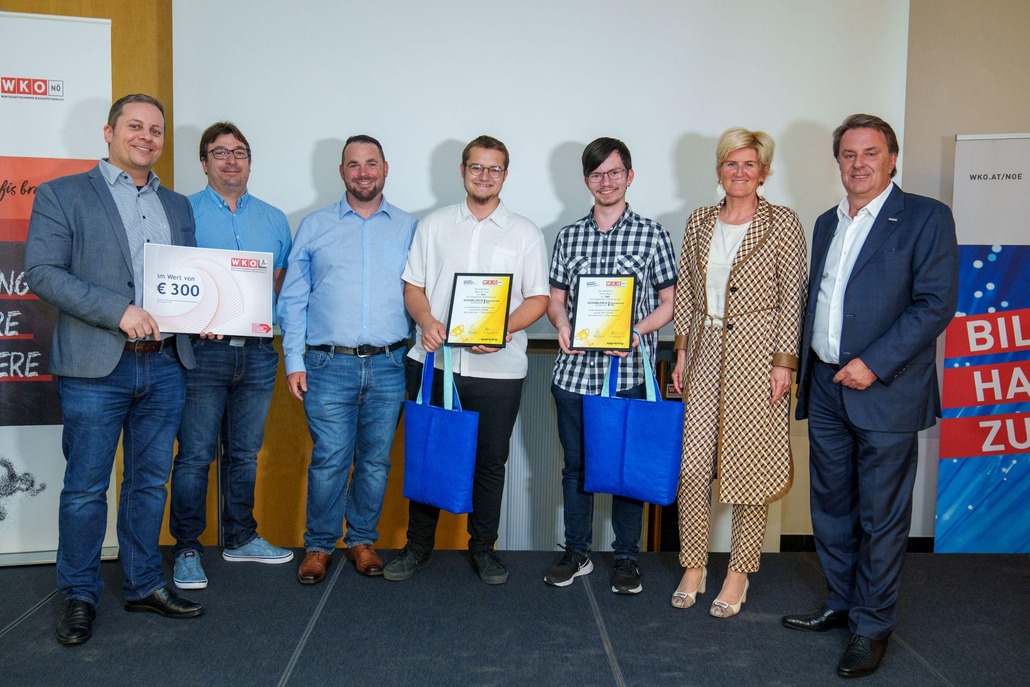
550;206;677;395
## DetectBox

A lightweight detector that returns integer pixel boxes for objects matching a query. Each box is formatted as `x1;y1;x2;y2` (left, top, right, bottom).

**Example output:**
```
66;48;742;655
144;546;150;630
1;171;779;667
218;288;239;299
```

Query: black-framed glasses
466;163;505;179
207;147;250;160
587;168;627;183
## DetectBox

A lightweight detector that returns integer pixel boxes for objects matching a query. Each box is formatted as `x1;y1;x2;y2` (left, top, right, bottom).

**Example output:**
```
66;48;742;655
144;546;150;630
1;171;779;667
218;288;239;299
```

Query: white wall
173;2;910;305
172;0;912;538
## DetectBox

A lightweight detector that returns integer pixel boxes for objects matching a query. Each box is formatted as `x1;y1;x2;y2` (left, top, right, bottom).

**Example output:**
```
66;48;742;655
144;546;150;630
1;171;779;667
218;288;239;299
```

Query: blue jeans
56;348;185;604
551;382;645;560
170;338;279;554
302;346;406;552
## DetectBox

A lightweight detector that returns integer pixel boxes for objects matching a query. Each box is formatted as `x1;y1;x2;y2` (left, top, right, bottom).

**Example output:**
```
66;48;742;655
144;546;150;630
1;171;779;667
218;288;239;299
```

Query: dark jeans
405;360;523;554
170;338;279;554
56;348;185;603
551;381;646;560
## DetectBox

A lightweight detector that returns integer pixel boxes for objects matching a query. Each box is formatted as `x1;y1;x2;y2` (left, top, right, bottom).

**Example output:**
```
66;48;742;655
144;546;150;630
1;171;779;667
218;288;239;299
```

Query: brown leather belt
309;341;406;358
124;338;174;353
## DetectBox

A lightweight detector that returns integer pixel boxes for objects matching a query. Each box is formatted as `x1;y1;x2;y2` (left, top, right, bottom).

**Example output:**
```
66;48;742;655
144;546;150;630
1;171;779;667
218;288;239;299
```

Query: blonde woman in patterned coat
670;128;807;617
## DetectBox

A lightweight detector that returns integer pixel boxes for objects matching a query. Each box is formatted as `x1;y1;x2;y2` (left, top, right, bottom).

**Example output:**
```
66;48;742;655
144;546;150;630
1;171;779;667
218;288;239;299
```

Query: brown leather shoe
297;550;331;584
346;543;384;576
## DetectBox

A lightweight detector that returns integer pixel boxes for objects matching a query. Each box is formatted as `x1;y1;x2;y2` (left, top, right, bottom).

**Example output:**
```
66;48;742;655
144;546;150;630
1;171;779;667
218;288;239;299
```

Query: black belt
124;338;174;353
192;335;265;347
310;341;406;357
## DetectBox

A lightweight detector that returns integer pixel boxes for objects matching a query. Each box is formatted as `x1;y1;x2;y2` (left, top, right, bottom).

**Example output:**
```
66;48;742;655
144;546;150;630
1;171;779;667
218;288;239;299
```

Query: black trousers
405;359;524;553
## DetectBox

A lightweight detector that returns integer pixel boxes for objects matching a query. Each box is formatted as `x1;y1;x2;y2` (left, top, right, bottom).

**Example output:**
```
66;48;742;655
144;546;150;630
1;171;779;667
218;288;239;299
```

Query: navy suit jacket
795;184;958;432
25;164;196;378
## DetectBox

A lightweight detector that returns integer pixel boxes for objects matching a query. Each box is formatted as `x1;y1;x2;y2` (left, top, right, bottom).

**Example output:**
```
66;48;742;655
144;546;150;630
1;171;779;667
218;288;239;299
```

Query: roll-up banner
0;11;115;565
937;134;1030;553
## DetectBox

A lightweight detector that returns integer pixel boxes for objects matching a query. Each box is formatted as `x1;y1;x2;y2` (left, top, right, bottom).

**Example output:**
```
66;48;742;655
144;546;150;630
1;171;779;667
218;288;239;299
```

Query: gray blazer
24;164;197;378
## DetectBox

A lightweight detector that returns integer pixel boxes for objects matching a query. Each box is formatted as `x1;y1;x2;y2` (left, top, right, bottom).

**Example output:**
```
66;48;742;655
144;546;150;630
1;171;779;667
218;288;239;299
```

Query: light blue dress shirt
189;186;292;325
277;194;418;375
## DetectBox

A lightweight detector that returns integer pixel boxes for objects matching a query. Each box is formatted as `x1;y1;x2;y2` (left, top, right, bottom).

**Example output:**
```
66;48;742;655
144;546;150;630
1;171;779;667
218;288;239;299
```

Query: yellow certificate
570;274;636;351
445;273;513;347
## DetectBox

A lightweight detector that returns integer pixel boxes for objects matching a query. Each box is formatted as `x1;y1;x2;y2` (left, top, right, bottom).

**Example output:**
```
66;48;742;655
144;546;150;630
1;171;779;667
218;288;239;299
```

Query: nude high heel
709;579;748;618
670;568;707;609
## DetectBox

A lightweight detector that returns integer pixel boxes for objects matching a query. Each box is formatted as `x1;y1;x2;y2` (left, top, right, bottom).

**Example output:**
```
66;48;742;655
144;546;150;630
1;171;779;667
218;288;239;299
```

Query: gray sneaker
383;544;431;581
611;558;642;594
544;545;593;587
222;536;294;564
173;550;208;590
470;549;508;585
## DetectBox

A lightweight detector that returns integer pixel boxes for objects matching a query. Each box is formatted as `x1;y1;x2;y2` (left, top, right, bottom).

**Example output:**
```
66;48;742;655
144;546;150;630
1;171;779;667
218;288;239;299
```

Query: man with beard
278;135;418;584
544;137;676;595
384;135;549;585
170;122;294;592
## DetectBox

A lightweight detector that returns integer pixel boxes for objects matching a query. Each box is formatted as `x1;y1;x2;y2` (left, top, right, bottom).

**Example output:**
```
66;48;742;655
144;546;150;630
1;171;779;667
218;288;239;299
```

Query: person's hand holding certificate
569;274;636;351
143;244;274;337
445;273;513;347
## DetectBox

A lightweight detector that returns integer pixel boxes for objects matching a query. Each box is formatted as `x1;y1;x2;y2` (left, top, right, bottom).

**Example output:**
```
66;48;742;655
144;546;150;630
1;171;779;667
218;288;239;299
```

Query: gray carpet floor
0;550;1026;686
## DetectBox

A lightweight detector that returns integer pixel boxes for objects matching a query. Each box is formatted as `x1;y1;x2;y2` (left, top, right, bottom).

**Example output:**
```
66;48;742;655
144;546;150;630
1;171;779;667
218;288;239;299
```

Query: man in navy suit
782;114;958;678
25;94;205;646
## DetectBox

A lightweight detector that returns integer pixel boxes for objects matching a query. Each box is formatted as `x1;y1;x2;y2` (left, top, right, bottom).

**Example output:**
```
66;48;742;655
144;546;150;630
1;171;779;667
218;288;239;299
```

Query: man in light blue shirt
170;122;294;591
278;135;418;584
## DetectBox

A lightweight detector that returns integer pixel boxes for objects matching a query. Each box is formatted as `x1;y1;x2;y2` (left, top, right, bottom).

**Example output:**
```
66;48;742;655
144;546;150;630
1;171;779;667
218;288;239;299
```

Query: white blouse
705;218;750;321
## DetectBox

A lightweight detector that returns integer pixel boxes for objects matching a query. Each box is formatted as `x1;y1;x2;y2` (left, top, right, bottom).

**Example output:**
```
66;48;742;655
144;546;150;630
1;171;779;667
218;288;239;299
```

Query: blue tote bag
582;335;684;505
403;348;479;514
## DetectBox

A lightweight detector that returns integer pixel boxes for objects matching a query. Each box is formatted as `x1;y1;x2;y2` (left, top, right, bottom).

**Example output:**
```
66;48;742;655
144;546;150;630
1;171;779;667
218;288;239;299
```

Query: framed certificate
445;273;513;347
569;274;636;351
143;244;274;337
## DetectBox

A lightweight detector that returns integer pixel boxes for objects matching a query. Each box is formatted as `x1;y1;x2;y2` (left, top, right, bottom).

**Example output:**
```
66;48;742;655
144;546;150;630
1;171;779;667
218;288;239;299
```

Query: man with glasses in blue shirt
279;135;418;585
170;122;294;590
546;137;677;595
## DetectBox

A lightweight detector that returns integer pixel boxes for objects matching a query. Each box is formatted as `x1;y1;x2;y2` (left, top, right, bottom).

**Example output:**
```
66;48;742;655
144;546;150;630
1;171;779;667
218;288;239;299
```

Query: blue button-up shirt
277;194;418;375
189;186;292;324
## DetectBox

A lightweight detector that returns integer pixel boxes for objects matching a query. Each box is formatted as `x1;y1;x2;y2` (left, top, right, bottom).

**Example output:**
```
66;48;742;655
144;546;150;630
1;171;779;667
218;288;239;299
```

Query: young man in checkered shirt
545;137;677;594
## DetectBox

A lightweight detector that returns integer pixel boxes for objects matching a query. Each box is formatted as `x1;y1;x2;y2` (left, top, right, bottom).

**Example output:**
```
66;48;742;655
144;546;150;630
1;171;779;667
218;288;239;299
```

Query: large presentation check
143;244;274;337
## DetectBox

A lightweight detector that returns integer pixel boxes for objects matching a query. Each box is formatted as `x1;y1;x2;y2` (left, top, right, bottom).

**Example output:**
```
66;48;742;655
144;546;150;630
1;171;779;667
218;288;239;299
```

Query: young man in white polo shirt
385;135;549;585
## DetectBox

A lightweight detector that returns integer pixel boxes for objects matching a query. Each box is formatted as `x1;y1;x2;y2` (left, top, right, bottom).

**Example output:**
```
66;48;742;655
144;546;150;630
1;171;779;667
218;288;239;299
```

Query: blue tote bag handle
600;329;661;401
417;348;462;410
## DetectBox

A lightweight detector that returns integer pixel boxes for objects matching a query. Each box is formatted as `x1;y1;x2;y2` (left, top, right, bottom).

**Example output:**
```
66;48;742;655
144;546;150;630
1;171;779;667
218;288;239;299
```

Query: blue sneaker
173;550;208;590
222;536;294;564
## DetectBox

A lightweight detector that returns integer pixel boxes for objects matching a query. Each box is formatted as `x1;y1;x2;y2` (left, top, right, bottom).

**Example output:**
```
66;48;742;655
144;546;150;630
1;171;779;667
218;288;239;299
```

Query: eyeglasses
587;168;627;183
466;163;505;179
207;147;250;160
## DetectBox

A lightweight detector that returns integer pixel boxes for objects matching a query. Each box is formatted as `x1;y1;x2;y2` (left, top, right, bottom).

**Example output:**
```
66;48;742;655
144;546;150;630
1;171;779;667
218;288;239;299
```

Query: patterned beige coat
674;197;807;504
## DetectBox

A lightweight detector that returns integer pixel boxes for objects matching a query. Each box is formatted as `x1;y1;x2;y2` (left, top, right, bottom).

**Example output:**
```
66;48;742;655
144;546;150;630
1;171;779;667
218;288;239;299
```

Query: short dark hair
462;135;509;169
199;122;251;160
108;93;164;128
342;135;386;164
832;113;900;178
582;137;631;176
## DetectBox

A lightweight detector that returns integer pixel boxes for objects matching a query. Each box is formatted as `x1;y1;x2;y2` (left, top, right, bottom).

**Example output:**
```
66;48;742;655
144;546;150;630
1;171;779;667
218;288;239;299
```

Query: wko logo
230;257;267;269
1;76;64;99
606;280;625;286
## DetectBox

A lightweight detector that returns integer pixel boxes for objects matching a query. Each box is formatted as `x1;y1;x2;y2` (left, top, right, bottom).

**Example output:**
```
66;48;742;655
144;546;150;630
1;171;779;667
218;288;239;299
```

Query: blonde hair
715;128;774;179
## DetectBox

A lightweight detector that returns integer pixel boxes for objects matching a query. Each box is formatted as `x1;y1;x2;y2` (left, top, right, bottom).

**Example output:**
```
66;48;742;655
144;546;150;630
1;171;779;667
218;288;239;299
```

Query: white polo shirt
403;200;550;379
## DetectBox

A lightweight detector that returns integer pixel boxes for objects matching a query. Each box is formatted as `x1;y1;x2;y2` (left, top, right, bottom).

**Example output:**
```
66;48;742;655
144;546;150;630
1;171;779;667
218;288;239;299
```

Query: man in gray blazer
25;94;204;646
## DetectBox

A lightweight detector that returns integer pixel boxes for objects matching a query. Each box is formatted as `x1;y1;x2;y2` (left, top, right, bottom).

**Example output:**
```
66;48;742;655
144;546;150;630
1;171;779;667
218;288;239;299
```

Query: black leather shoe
56;599;96;645
781;605;849;632
837;634;887;678
124;586;204;619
